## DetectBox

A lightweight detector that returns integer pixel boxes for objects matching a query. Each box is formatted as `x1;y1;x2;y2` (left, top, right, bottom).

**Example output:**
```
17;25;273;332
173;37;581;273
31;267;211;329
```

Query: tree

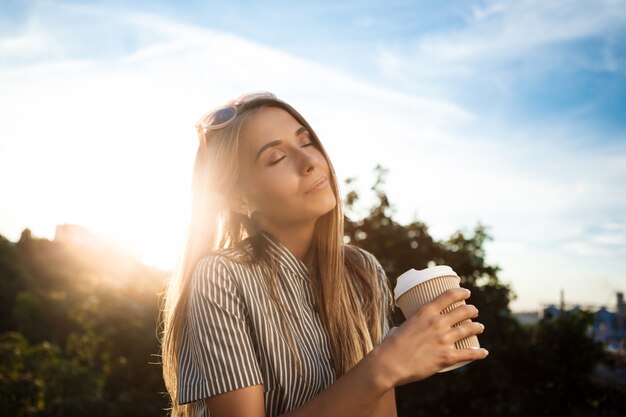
1;231;167;417
0;331;107;417
518;310;607;417
0;235;26;332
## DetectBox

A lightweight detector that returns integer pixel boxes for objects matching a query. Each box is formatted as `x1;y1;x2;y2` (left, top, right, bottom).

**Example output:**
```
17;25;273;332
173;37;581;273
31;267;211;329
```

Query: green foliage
0;331;106;417
0;230;168;416
517;310;608;416
0;234;27;331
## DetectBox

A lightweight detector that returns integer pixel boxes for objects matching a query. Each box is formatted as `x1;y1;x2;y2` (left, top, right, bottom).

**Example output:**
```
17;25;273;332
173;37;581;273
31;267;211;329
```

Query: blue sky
1;0;625;311
4;0;624;134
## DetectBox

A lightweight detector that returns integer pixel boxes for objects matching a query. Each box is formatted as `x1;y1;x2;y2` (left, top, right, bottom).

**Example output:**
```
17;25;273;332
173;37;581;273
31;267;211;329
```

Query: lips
305;175;329;194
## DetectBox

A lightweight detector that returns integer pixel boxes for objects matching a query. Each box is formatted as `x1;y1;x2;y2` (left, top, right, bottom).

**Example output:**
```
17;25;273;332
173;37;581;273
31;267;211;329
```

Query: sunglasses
195;91;278;141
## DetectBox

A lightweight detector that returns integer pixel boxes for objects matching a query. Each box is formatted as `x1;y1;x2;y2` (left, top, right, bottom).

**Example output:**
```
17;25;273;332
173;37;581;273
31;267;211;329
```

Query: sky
1;0;625;312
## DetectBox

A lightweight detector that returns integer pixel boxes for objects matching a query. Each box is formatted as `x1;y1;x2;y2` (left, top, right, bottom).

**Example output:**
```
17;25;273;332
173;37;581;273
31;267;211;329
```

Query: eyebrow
254;126;309;163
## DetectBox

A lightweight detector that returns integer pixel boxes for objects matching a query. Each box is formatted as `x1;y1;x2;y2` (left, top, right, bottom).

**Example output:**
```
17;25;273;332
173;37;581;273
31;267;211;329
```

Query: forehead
242;106;301;145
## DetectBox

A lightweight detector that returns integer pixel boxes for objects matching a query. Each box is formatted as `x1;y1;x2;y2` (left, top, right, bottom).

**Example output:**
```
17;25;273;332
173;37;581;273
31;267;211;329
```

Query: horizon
5;220;624;314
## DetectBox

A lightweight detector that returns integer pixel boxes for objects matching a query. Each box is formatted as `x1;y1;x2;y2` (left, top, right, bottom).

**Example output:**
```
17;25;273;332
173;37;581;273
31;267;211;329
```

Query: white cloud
0;10;62;60
472;2;507;20
379;0;626;77
0;32;50;54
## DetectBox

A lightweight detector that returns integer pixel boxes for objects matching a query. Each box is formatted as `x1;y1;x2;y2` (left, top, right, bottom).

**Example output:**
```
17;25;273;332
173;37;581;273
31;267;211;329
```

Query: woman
159;92;488;417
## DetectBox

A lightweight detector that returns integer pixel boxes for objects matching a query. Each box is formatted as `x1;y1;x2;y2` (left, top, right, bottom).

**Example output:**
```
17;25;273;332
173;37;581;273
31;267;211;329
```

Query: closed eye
302;135;317;148
268;156;286;166
267;138;315;166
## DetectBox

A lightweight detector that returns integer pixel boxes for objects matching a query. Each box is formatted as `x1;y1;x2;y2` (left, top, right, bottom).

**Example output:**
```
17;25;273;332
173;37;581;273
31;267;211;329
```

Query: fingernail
483;349;489;356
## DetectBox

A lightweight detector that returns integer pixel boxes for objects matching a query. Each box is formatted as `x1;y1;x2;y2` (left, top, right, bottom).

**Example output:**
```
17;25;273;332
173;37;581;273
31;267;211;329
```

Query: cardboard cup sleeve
394;266;481;372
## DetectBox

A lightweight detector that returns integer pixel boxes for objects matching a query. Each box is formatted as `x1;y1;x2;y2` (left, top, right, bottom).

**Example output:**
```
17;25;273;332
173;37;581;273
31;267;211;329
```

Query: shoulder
190;254;233;296
194;243;255;275
190;250;248;291
192;240;267;293
345;245;385;275
344;246;394;311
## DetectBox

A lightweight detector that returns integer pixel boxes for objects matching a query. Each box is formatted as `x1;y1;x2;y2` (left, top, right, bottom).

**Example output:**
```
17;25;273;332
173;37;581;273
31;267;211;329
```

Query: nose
299;148;321;175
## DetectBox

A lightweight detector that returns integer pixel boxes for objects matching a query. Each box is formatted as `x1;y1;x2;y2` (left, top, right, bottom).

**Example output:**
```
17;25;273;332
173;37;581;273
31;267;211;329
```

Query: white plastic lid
394;265;460;301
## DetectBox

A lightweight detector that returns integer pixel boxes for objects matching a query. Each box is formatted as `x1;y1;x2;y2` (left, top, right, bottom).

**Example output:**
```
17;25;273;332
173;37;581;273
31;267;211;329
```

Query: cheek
251;170;299;207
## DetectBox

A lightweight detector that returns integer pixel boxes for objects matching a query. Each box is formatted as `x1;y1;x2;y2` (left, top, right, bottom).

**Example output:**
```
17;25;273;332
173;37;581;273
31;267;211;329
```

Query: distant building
589;293;626;353
540;292;626;353
53;224;142;284
54;224;139;260
54;224;101;248
513;311;540;325
543;304;561;319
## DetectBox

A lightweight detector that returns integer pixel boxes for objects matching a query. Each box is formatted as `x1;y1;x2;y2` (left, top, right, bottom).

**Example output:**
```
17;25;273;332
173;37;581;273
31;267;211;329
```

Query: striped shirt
178;231;393;417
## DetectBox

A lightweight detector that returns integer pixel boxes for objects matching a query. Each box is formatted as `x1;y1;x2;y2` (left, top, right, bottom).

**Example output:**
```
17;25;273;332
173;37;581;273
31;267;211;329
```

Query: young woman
159;92;489;417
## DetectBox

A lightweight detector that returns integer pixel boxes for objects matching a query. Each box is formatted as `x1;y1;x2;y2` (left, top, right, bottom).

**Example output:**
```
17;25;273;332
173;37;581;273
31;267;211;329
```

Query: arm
203;350;396;417
367;386;397;417
203;288;488;417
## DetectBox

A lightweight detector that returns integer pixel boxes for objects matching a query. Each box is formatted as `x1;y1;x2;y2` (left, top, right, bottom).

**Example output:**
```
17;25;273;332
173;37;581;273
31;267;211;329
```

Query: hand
373;287;489;387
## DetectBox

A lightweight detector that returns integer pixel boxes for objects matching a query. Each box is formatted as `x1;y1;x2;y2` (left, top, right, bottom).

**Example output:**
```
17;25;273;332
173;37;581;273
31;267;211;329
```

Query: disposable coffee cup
394;265;481;372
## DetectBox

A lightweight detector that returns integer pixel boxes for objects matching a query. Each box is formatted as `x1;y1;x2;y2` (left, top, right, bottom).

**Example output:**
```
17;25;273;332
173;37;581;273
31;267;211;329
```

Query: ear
226;189;254;217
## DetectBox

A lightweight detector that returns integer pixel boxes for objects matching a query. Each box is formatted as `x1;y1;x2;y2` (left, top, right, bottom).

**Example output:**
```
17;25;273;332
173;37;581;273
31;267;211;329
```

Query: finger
428;287;471;314
444;321;484;344
442;303;478;327
442;346;489;368
453;346;490;363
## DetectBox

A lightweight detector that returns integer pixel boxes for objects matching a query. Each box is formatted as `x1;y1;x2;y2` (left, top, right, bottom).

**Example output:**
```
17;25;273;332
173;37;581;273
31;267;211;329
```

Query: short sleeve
177;255;263;405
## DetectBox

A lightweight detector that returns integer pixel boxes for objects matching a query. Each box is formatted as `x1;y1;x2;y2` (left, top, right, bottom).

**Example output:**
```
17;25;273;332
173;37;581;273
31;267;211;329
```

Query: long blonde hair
158;95;389;416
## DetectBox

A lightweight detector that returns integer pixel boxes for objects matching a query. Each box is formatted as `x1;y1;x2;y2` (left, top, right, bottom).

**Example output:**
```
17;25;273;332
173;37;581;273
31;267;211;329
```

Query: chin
299;194;336;222
317;193;337;217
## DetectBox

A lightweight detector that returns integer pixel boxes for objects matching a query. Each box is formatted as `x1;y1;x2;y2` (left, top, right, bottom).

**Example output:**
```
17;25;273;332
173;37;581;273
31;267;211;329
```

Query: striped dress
177;231;393;417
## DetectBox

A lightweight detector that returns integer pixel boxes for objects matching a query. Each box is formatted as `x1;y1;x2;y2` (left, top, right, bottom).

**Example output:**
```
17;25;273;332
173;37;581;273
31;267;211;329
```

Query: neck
261;221;316;264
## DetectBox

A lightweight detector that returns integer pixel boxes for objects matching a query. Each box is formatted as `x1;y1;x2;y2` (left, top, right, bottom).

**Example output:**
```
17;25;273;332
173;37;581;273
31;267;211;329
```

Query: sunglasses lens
198;92;277;134
206;107;236;127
